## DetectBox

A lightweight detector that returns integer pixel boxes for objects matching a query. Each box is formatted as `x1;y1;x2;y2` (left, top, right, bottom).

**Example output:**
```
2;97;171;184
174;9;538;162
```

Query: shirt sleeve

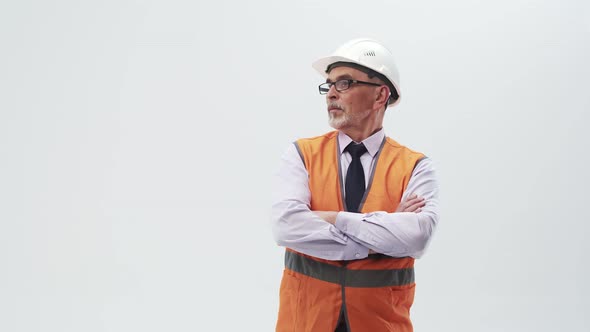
271;143;370;261
334;157;440;258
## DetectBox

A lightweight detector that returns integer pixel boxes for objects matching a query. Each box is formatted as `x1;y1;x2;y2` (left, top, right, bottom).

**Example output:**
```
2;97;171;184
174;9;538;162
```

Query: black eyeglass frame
318;79;384;95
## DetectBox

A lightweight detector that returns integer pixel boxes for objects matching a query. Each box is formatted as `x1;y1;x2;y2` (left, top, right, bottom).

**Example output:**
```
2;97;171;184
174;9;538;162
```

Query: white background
1;0;589;331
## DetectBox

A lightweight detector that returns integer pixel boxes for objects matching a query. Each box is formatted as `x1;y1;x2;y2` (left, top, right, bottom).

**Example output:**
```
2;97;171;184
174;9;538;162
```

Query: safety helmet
312;38;402;107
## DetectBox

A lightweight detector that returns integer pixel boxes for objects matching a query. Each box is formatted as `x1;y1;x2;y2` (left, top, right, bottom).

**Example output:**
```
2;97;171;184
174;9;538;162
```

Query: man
271;38;440;332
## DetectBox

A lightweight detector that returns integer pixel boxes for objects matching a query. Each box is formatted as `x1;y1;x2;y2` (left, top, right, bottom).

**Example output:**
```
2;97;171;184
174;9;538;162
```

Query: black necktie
345;142;367;212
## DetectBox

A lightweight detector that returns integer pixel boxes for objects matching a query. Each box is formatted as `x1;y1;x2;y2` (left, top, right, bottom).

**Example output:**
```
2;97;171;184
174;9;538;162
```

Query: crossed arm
314;194;427;255
314;193;426;224
271;143;440;260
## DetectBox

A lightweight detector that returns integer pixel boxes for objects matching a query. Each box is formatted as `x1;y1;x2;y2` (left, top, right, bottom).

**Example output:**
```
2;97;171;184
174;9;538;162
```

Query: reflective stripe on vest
285;250;414;288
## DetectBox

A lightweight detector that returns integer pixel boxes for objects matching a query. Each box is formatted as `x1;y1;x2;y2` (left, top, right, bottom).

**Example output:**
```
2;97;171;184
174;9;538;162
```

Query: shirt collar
338;128;385;158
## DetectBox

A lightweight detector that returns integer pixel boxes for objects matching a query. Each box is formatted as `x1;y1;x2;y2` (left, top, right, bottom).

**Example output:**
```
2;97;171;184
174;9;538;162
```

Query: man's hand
396;193;425;213
313;211;338;225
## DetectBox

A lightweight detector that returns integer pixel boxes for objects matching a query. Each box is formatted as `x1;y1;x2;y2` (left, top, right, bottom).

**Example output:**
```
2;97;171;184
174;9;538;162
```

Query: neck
342;111;384;142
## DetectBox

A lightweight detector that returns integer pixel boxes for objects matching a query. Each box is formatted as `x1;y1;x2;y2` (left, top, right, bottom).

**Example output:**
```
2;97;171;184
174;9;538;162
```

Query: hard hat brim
312;55;354;78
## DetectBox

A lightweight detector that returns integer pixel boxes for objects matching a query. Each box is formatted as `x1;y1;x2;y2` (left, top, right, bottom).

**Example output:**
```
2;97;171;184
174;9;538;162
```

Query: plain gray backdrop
1;0;589;331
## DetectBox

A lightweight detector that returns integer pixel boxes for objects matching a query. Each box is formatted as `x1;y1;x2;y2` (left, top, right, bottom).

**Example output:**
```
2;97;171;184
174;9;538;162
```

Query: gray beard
328;112;348;129
328;109;371;129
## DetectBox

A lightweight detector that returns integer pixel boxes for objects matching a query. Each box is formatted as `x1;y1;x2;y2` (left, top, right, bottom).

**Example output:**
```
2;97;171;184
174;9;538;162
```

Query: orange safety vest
276;131;425;332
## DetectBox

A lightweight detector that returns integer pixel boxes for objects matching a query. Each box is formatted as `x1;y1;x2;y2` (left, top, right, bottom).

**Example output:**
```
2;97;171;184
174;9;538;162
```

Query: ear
374;85;390;108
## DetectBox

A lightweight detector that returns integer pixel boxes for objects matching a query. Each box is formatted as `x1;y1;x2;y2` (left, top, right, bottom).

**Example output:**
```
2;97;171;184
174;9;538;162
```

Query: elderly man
272;38;440;332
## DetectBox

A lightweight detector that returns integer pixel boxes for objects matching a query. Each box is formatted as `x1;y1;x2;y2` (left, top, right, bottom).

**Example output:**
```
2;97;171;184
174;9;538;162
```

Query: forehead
326;66;369;81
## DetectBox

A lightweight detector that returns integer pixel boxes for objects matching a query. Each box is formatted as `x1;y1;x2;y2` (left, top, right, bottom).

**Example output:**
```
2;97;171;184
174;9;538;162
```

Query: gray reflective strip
336;135;347;211
285;251;414;288
293;142;305;166
359;136;387;211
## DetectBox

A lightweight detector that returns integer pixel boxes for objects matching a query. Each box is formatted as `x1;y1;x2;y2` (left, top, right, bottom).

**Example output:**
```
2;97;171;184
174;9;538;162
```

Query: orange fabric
276;131;424;332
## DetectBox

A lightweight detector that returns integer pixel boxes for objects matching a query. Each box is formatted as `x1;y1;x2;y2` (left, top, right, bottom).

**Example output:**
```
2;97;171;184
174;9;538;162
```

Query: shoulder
384;136;425;159
294;130;339;151
413;156;436;172
296;130;338;145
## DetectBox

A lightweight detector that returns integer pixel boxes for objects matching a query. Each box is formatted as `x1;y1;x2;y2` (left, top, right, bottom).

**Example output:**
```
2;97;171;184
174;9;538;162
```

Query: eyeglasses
318;79;383;94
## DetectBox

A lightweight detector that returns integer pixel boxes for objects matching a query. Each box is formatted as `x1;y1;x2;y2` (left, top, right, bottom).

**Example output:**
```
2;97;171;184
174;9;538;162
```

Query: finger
395;202;406;212
403;197;424;206
402;194;415;202
411;199;426;208
397;195;424;212
405;200;426;212
407;196;423;203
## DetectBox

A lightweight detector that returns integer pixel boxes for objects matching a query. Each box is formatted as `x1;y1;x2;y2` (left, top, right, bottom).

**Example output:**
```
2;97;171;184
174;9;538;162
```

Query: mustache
327;102;344;111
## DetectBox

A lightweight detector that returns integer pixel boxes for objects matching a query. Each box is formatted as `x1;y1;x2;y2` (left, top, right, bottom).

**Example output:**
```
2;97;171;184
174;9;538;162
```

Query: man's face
325;66;380;130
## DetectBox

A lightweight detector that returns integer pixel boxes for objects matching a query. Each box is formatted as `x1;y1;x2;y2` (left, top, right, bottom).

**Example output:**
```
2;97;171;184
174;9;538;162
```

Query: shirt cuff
335;212;369;260
335;211;363;235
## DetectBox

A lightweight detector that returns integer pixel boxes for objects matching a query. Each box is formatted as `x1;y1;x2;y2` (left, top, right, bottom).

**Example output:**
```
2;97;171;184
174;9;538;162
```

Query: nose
326;84;339;101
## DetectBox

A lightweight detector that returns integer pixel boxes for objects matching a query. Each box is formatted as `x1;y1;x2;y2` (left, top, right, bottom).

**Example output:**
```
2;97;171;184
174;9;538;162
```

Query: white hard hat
312;38;402;107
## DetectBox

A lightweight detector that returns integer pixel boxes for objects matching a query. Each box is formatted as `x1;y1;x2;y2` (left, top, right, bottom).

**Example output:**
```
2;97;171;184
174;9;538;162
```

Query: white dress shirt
271;129;439;261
